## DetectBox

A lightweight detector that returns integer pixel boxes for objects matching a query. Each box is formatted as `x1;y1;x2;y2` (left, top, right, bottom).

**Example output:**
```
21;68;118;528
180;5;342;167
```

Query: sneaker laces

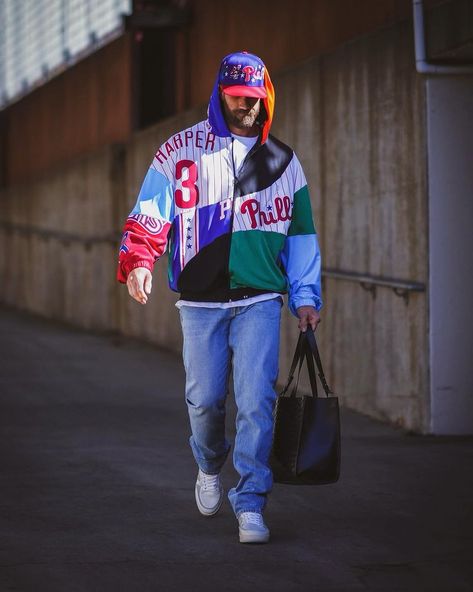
240;512;264;527
200;471;220;492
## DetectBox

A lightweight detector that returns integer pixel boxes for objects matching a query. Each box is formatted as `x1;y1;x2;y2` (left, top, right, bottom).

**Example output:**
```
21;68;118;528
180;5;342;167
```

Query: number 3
175;160;199;208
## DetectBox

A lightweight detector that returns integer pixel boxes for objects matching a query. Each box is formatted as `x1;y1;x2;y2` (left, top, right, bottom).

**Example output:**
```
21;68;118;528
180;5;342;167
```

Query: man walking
117;51;322;543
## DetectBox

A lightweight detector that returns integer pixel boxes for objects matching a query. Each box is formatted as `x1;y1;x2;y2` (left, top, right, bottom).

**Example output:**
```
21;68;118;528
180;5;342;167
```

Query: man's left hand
296;305;321;332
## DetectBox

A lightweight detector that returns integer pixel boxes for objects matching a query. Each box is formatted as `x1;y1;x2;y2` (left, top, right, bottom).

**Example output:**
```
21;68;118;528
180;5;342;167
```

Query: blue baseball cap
219;51;267;99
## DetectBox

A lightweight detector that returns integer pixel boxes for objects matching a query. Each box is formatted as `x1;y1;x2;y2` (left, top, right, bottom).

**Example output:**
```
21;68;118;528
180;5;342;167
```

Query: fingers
298;315;308;333
126;268;152;304
127;274;146;304
309;312;321;332
299;314;318;332
143;272;153;295
297;306;321;332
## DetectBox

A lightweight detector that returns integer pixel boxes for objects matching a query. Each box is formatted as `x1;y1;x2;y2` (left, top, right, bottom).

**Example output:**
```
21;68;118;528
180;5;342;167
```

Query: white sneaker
195;469;223;516
238;512;270;544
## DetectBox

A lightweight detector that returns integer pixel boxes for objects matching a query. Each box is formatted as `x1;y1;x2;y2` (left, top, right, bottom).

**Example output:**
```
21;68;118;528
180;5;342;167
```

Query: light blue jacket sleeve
280;234;323;316
280;154;323;316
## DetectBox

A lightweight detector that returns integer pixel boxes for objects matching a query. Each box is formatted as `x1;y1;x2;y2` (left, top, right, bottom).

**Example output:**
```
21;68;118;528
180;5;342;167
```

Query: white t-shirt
231;133;258;173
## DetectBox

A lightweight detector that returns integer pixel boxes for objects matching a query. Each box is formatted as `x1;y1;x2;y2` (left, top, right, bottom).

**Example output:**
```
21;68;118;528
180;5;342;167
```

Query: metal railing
0;220;120;249
0;221;427;301
323;267;426;303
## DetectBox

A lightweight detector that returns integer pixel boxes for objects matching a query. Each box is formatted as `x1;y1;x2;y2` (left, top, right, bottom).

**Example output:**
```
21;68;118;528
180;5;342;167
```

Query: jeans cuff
198;467;221;476
191;438;231;475
235;507;265;518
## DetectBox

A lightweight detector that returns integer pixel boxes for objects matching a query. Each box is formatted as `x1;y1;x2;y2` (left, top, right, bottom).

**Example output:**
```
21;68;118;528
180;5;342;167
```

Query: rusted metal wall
0;19;429;432
1;0;444;188
3;35;132;186
186;0;441;107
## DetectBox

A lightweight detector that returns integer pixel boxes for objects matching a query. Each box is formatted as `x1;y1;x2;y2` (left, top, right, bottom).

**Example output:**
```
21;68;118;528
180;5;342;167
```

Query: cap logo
221;57;265;86
242;65;254;82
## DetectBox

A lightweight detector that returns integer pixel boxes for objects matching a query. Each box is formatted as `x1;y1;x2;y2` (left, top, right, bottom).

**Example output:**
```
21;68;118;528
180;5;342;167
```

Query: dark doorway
134;28;177;129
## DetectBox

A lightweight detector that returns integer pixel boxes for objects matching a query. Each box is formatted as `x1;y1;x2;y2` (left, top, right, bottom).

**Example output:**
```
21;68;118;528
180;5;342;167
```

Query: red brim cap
221;84;267;99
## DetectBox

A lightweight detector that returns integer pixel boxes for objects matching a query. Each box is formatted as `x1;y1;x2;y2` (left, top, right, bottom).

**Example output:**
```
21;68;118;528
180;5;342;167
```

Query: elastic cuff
122;260;153;280
126;260;153;273
290;298;320;316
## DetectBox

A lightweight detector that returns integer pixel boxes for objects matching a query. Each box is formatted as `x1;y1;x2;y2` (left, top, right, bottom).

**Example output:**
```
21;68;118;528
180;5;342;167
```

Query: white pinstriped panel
149;120;308;236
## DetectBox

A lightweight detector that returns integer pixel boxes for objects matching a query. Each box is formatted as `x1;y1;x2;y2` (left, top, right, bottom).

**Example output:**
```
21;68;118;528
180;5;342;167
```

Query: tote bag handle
280;331;305;397
281;328;333;399
304;327;334;397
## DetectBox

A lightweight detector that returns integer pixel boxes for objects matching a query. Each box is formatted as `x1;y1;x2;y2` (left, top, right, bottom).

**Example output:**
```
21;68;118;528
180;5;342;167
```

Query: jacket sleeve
280;154;323;316
116;155;174;283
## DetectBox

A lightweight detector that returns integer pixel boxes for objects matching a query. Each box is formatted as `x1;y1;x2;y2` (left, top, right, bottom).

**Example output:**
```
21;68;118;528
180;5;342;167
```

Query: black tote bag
270;328;341;485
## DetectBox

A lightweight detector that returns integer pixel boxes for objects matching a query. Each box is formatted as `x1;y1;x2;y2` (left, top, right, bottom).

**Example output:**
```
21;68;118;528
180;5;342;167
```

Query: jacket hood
207;53;275;144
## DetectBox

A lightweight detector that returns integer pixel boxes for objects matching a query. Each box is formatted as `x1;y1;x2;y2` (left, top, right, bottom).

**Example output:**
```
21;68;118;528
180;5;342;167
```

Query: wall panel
4;35;132;185
0;19;430;432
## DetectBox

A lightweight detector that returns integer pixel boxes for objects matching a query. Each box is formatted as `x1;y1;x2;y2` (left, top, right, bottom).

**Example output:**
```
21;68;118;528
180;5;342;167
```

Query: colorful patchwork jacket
117;65;322;315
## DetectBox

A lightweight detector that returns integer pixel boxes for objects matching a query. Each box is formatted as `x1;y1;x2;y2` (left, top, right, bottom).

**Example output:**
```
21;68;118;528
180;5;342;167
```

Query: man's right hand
126;267;152;305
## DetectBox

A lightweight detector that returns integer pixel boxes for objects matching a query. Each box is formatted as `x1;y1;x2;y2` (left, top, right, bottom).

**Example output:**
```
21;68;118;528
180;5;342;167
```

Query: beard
226;105;260;130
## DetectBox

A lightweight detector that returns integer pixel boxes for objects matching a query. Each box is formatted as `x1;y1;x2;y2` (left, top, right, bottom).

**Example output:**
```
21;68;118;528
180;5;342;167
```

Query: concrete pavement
0;306;472;592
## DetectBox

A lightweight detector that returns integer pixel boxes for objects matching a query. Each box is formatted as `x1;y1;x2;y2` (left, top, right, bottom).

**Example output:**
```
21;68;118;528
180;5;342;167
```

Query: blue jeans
179;298;282;516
